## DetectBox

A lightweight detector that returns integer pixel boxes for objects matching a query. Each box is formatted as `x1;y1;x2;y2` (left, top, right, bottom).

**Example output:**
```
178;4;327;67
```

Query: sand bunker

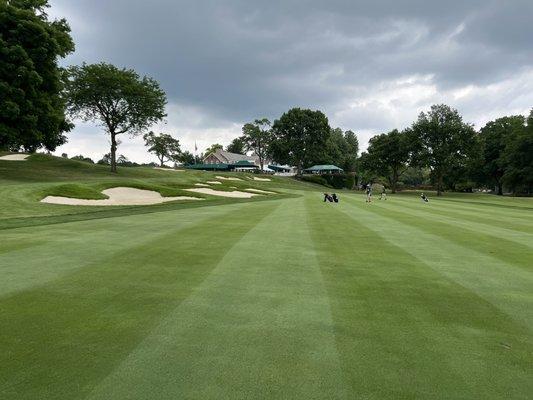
185;188;258;198
194;183;210;187
216;176;243;181
153;167;184;172
246;188;276;194
41;187;202;206
0;154;29;161
253;177;271;181
206;181;222;185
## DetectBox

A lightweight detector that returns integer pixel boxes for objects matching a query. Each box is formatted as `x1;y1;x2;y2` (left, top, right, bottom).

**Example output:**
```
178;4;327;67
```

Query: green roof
304;165;344;171
231;160;257;166
185;163;230;170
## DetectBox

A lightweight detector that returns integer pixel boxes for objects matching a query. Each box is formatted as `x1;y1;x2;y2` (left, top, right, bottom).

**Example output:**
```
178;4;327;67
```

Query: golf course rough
1;155;532;399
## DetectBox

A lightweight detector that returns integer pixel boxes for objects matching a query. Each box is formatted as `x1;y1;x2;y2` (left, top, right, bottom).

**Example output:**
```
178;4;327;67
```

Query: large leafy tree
501;110;533;194
66;63;167;172
178;150;196;165
410;104;477;195
324;128;359;172
360;129;411;193
343;130;359;172
226;137;245;154
0;0;74;151
241;118;272;170
204;143;223;156
270;108;331;174
479;115;526;195
143;131;181;167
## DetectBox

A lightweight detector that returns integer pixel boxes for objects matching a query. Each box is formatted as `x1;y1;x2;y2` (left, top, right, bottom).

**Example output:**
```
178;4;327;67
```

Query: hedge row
300;174;356;189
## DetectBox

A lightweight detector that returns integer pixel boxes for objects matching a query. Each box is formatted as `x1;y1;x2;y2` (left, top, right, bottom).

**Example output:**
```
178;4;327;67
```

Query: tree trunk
159;156;165;167
437;172;443;196
391;170;398;194
497;182;503;196
110;133;117;173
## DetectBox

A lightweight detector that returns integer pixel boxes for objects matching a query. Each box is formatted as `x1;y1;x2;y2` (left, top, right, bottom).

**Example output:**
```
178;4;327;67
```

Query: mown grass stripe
384;196;533;236
87;198;349;400
0;201;276;400
0;201;262;298
349;196;533;271
305;194;533;399
339;199;533;332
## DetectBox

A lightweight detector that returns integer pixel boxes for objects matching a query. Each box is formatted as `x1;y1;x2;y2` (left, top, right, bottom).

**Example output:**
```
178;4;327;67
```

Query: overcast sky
49;0;533;164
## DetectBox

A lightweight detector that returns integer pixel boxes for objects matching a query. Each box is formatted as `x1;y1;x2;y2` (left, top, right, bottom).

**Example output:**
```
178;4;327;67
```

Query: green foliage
226;137;245;154
70;155;94;164
178;150;196;165
66;62;167;172
0;0;74;151
322;128;359;172
143;131;181;166
359;129;411;193
300;174;328;187
242;118;271;169
410;104;477;195
300;173;354;189
204;143;223;155
271;108;331;174
501;110;533;194
479;115;526;194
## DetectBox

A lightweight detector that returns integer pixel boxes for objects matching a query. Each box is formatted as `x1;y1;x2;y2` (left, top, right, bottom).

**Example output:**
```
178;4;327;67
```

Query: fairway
1;172;533;399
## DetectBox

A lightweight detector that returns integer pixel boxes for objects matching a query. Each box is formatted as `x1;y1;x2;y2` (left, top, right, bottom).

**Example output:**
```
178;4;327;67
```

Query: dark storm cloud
49;0;533;160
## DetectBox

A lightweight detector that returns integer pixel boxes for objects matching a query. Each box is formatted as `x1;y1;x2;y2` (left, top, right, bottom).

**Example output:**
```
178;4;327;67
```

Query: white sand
206;181;222;185
41;187;202;206
245;188;276;194
153;167;184;172
185;188;258;198
253;177;271;181
0;154;29;161
194;183;210;187
216;176;243;181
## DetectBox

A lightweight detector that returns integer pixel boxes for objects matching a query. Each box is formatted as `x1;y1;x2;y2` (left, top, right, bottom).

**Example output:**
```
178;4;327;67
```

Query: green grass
0;156;532;399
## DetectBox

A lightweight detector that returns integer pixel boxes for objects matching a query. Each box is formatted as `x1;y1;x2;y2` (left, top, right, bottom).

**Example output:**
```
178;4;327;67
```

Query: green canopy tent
303;165;344;175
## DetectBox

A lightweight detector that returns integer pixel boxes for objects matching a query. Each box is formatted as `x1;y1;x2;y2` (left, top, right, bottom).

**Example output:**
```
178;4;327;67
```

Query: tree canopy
241;118;272;170
0;0;74;152
501;110;533;193
65;62;166;172
226;137;245;154
479;115;526;195
359;129;411;193
410;104;477;195
143;131;181;167
270;108;331;174
204;143;223;156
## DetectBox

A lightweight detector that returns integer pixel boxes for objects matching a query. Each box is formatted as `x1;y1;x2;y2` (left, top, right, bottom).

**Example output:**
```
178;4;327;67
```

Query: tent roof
304;164;344;171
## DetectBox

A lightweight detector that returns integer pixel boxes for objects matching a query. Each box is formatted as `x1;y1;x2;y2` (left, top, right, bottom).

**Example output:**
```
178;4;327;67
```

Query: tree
343;130;359;172
143;131;181;167
479;115;525;195
501;110;533;194
271;108;331;175
178;150;196;165
226;137;245;154
97;153;112;165
242;118;272;170
70;155;94;163
410;104;477;195
322;128;359;172
204;143;223;156
66;63;167;172
360;129;411;193
0;0;74;152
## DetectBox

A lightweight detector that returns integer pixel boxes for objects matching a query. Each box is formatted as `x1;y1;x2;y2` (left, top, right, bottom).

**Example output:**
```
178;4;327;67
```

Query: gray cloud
49;0;533;162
